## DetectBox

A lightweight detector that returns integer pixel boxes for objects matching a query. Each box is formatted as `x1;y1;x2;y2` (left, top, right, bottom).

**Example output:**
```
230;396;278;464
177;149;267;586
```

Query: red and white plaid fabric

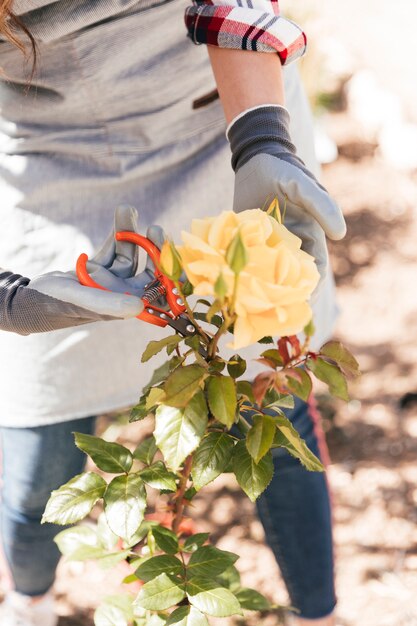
184;0;307;65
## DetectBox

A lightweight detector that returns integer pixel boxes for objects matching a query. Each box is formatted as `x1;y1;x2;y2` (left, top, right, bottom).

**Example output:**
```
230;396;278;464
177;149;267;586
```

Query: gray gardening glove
0;206;166;335
229;105;346;282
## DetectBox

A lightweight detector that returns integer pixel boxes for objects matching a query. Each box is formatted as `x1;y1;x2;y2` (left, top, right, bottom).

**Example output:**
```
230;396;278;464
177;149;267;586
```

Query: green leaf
42;472;106;525
188;545;238;577
146;387;166;411
236;380;255;405
273;416;324;472
139;461;177;491
152;525;179;555
232;441;273;502
104;473;147;542
183;533;210;553
206;376;237;429
155;394;207;472
258;336;274;344
135;573;186;611
215;565;241;592
96;550;132;570
74;433;133;474
182;279;194;296
262;388;294;410
136;555;184;582
143;357;184;396
246;415;276;464
133;436;158;465
227;355;247;379
214;273;228;300
147;614;168;626
184;335;202;353
320;341;360;377
226;230;248;275
122;573;138;585
54;525;97;557
94;594;133;626
96;512;119;550
306;357;349;401
303;319;315;338
164;365;207;408
167;606;208;626
235;588;271;611
130;397;149;422
187;577;242;617
208;360;225;374
259;349;284;367
192;432;236;490
286;368;313;402
142;335;183;363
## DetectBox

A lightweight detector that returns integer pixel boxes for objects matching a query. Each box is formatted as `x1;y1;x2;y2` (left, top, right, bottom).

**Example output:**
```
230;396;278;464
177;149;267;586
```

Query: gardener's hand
229;105;346;282
0;206;166;335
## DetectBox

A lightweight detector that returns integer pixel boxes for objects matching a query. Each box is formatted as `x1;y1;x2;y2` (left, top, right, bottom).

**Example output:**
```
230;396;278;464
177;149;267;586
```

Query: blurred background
51;1;417;624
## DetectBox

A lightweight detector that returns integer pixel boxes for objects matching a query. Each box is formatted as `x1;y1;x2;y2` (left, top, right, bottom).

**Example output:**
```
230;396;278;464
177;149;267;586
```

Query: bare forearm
208;47;285;124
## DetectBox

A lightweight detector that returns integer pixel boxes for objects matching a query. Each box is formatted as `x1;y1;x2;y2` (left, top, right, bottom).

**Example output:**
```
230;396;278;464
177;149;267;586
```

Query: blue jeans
0;401;335;618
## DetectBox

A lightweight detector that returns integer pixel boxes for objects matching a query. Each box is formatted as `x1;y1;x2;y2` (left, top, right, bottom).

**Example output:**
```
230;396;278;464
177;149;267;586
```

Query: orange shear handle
75;231;186;327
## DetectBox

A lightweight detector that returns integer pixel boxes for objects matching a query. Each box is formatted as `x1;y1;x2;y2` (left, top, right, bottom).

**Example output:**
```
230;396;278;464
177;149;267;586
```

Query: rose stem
172;454;193;535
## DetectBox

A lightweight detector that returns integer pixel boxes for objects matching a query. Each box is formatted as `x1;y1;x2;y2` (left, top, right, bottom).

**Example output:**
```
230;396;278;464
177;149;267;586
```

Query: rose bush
177;208;319;349
43;202;359;626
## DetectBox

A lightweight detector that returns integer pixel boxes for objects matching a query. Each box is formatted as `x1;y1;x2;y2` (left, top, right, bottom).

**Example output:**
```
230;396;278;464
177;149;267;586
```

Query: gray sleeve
0;269;117;335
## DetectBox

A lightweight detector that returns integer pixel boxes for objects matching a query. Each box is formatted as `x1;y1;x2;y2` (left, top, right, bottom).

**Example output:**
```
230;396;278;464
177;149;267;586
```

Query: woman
0;1;345;625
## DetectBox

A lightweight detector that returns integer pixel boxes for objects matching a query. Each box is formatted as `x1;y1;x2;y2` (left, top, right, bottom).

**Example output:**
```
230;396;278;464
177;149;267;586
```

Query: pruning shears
76;231;201;342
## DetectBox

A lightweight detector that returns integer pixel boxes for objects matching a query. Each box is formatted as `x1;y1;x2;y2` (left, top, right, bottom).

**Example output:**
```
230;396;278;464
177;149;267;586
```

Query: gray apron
0;0;337;426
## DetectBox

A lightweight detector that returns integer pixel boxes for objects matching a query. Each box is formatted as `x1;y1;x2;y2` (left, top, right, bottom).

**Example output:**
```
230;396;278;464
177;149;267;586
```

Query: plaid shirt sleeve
184;0;306;65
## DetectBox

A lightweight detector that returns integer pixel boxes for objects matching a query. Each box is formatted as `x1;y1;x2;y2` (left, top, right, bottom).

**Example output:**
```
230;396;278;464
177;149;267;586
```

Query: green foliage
48;256;358;626
136;555;184;582
104;473;147;542
192;432;235;490
235;588;271;611
74;433;133;474
164;365;207;408
306;357;349;401
286;368;313;401
206;375;237;428
273;415;324;472
152;525;179;555
259;348;284;367
138;462;177;491
227;355;247;379
215;565;241;592
94;594;134;626
246;415;276;464
134;436;158;465
183;533;210;552
135;573;186;611
154;397;207;472
167;606;208;626
186;577;242;617
187;545;238;577
320;341;360;377
142;335;183;363
42;472;106;525
262;388;294;410
54;522;131;568
232;440;274;502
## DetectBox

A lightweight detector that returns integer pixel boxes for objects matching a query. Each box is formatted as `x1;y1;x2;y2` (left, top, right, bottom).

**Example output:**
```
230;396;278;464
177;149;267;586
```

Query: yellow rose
177;209;319;350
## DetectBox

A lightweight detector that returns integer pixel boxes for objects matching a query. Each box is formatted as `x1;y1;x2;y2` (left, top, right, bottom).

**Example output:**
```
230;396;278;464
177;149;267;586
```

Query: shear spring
143;282;166;303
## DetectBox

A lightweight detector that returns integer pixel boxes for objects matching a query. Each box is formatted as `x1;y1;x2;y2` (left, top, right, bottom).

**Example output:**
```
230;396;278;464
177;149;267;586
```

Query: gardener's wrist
227;104;298;172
